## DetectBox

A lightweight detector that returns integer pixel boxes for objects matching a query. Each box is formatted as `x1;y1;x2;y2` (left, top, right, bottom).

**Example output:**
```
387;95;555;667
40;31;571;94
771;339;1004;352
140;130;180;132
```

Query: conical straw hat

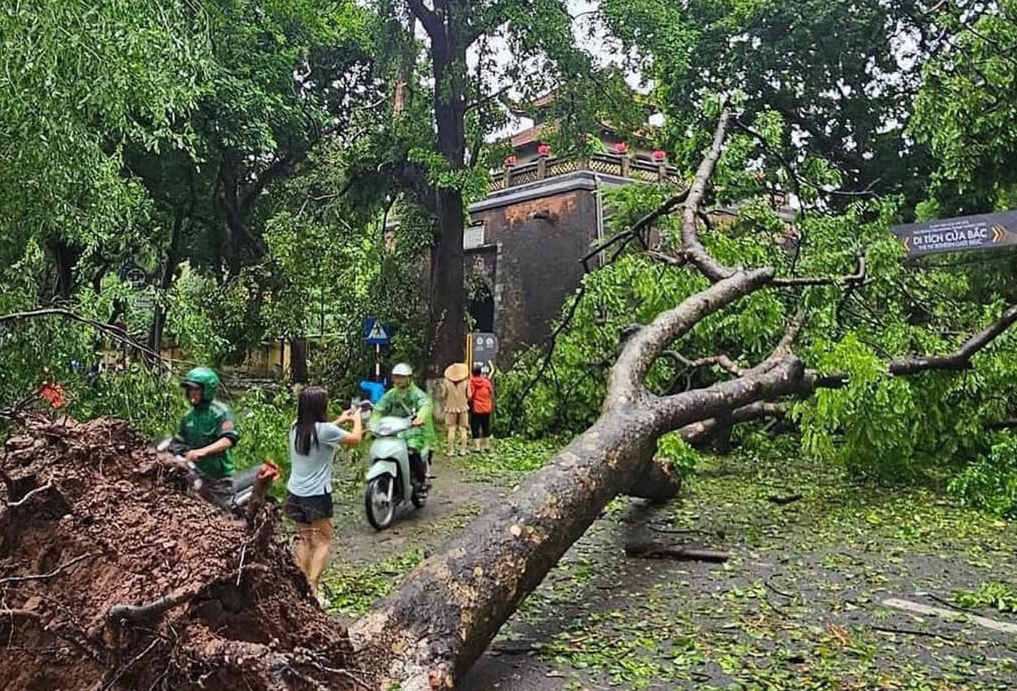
444;362;469;382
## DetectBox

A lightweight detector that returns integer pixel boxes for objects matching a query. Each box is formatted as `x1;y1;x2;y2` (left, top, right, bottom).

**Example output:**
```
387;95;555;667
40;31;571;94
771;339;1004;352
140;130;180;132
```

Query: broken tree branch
0;393;37;420
100;639;161;691
106;564;270;627
764;580;794;599
771;252;867;287
0;608;43;621
680;110;736;282
772;307;809;358
745;307;810;376
624;542;730;562
656;356;806;430
645;250;688;268
0;308;170;370
107;586;202;626
767;493;804;505
871;625;955;640
610;267;775;399
810;302;1017;388
662;350;745;378
680;402;788;446
985;418;1017;431
888;303;1017;375
581;187;690;273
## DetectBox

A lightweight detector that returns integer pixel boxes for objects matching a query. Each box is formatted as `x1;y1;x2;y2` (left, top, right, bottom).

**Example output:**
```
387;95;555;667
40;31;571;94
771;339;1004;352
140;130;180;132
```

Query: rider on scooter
174;367;238;510
370;363;434;486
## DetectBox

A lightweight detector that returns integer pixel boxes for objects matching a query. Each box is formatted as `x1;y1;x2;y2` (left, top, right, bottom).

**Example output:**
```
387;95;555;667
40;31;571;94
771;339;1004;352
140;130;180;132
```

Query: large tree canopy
1;0;393;369
600;0;956;211
0;0;211;299
911;0;1017;214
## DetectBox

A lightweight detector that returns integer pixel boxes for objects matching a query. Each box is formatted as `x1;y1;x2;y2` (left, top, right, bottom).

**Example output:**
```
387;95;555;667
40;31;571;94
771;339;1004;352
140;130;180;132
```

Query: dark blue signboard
363;318;391;346
892;210;1017;259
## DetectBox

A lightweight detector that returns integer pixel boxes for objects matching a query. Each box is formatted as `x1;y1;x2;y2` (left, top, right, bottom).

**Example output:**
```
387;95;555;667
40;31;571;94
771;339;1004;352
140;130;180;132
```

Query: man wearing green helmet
175;367;238;510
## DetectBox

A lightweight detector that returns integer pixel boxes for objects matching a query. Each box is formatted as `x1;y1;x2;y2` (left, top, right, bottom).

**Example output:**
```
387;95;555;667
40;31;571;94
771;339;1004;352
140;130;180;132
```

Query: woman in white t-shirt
286;386;362;596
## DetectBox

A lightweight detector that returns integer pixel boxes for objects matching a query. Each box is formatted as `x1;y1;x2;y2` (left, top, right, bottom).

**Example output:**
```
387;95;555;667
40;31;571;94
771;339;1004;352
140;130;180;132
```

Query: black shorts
284;491;333;524
470;413;491;438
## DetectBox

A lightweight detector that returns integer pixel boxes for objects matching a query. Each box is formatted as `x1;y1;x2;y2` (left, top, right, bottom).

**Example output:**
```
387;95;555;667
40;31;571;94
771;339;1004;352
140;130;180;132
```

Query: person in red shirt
467;364;494;454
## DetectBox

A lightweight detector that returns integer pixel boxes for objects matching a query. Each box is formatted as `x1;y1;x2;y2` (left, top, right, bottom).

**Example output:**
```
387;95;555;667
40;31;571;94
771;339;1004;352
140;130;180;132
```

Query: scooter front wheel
365;475;396;530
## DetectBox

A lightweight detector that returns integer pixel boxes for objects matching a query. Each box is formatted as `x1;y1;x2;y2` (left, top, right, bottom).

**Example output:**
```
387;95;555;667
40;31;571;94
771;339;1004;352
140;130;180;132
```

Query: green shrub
949;434;1017;518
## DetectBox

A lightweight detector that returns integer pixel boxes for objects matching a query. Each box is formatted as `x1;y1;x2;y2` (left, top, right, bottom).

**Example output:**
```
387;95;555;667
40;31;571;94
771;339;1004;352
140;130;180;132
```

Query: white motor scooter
363;415;430;530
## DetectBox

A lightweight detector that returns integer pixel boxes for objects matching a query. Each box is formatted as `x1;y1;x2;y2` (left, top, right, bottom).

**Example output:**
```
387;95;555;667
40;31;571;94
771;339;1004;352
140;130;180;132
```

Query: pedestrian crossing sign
363;318;391;345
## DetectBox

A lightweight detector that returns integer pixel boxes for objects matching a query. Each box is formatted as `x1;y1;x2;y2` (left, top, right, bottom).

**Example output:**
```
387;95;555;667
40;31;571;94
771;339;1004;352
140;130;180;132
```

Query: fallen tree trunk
351;350;807;689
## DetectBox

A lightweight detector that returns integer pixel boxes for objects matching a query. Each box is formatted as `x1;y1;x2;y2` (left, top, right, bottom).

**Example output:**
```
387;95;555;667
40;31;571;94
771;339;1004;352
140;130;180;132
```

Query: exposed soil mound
0;416;362;691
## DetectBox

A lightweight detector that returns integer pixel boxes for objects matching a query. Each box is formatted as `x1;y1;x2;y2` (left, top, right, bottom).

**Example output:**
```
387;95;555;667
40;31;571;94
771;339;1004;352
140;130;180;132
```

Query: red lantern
614;142;628;154
651;149;667;162
537;143;552;156
504;155;517;166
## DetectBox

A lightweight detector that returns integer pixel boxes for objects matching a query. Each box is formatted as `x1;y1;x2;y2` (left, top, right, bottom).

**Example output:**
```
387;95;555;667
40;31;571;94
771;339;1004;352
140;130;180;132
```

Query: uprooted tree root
0;416;366;691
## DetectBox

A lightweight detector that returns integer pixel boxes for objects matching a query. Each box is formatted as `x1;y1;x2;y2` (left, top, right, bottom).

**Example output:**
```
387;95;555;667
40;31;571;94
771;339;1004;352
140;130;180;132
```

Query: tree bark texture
427;188;466;378
624;454;682;504
410;0;468;377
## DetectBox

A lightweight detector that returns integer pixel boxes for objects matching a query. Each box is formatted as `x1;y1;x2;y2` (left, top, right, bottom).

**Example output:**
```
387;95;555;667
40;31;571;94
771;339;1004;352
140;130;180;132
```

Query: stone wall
468;171;620;367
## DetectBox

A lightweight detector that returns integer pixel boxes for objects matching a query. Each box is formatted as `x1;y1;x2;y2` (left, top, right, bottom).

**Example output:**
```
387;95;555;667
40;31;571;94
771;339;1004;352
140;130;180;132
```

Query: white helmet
391;363;413;377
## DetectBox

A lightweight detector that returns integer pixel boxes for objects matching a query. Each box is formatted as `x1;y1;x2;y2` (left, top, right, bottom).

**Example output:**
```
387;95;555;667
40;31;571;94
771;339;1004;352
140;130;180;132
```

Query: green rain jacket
370;384;435;452
177;401;238;479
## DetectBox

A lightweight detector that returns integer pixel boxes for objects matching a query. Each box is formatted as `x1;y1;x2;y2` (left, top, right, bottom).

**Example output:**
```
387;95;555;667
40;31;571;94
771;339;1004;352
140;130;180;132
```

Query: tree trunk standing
412;3;469;378
290;337;309;384
148;294;168;365
215;152;269;280
44;237;82;301
148;214;184;355
428;187;466;378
